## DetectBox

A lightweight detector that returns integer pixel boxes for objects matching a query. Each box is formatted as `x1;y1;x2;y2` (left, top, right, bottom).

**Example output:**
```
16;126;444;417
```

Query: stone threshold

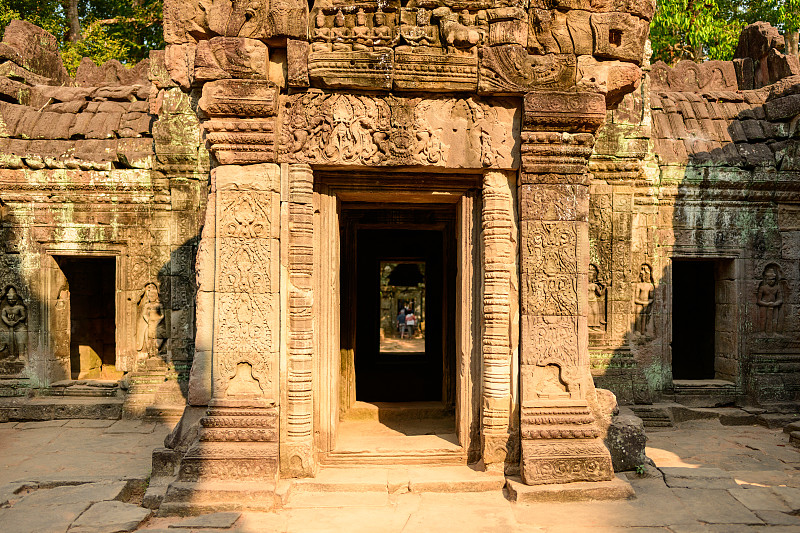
505;474;635;503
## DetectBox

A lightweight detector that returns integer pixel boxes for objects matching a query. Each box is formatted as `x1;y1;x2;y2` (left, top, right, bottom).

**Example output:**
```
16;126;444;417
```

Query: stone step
143;404;185;423
505;475;634;502
630;404;675;428
285;465;505;506
341;401;454;422
672;406;758;426
672;379;738;408
757;412;800;429
3;397;123;421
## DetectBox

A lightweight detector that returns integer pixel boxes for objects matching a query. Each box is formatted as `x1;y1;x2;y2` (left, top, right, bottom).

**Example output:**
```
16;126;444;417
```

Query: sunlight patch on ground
645;447;701;468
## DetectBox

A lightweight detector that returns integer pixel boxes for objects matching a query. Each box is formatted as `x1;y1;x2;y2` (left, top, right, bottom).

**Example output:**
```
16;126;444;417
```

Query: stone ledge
505;474;634;503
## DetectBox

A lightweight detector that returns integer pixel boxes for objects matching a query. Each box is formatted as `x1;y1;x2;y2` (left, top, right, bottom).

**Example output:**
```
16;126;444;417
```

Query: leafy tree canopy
0;0;163;75
651;0;800;64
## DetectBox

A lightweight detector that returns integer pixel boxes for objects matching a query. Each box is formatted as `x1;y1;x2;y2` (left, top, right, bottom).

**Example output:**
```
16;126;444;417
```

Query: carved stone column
281;163;316;476
481;171;518;469
519;92;614;485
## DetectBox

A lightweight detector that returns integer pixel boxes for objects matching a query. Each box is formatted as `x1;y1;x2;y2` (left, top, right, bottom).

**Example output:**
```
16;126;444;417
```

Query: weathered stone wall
0;21;208;408
588;22;800;407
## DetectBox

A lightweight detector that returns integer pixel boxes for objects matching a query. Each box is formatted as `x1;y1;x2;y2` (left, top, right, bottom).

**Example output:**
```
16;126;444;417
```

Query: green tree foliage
0;0;163;74
651;0;800;64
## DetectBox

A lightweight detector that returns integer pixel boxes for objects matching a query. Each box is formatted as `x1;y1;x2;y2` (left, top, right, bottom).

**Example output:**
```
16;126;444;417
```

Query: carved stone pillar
162;162;281;512
281;163;316;476
519;92;614;485
481;171;518;468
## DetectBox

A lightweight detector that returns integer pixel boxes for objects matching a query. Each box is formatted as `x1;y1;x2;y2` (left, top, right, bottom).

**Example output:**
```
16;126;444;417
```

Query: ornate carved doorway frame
40;248;123;384
312;171;484;466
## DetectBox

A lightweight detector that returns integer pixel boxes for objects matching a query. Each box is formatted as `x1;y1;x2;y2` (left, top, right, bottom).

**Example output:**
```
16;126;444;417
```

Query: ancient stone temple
1;0;800;514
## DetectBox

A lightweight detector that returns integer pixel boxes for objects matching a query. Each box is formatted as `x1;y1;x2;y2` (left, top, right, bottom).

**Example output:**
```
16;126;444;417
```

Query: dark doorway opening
342;206;456;403
672;260;716;380
54;256;117;380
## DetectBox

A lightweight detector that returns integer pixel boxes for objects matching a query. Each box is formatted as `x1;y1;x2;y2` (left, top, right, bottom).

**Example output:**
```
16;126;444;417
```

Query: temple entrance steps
279;465;506;508
671;379;739;407
329;401;464;465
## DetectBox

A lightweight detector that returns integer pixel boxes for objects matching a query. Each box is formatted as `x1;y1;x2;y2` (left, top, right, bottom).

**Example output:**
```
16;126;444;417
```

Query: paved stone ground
3;418;800;532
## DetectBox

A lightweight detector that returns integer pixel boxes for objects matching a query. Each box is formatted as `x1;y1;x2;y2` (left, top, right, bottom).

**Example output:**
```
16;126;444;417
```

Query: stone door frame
665;253;741;387
309;171;485;466
40;246;124;384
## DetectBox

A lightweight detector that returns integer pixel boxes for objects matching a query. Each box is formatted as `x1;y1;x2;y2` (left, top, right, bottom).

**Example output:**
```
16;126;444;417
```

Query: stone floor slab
729;486;791;511
771;485;800;512
753;510;800;526
69;500;151;533
168;512;242;529
284;491;390;509
671;488;763;524
661;467;739;489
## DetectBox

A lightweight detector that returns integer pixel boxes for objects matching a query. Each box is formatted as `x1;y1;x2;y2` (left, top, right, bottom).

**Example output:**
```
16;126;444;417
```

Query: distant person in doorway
397;308;407;339
405;311;416;337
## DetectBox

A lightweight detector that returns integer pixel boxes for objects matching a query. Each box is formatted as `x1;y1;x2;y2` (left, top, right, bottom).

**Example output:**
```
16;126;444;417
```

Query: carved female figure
756;263;786;334
633;263;654;336
588;264;607;331
135;282;167;362
0;286;27;360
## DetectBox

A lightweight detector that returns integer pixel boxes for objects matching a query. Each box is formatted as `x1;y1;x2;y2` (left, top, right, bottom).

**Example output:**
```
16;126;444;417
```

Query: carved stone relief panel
279;91;519;169
164;0;307;44
212;163;280;402
755;262;787;335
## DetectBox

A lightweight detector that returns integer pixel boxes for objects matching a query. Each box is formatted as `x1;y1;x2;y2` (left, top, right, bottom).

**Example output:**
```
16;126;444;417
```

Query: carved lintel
523;91;606;133
394;52;478;92
308;51;393;91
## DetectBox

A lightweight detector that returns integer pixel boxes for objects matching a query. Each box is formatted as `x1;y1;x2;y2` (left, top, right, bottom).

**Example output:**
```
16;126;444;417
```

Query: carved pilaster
162;163;281;513
519;91;613;485
481;171;517;467
282;163;316;477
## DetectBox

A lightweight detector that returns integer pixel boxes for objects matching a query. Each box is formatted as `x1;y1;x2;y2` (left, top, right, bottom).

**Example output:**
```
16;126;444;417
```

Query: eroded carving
135;282;167;364
280;92;517;169
633;263;654;337
0;285;27;361
588;264;607;331
756;263;786;335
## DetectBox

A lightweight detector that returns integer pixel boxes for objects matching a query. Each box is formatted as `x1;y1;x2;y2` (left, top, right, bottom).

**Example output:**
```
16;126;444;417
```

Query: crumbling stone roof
0;20;154;170
650;81;800;170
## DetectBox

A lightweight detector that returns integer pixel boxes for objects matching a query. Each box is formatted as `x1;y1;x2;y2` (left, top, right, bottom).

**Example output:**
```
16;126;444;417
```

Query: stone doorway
672;260;716;380
305;173;483;468
351;225;453;402
53;256;119;380
336;206;459;459
670;258;739;405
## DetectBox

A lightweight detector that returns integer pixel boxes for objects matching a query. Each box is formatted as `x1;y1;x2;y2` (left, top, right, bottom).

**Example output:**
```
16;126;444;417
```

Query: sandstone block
195;37;269;81
0;19;68;83
576;56;641;107
764;94;800;121
287;39;310;88
590;12;649;64
604;413;647;472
